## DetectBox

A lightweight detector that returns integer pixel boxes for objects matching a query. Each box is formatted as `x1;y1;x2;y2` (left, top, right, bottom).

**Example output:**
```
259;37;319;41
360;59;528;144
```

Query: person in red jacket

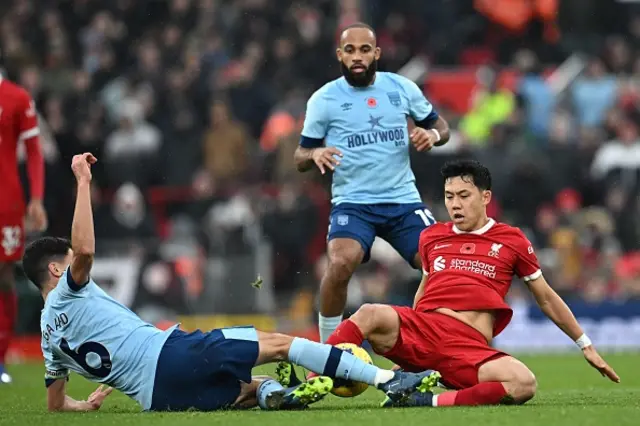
0;73;47;383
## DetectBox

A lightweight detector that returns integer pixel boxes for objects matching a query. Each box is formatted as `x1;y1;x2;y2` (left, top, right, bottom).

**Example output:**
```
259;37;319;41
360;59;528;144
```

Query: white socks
318;314;343;343
373;369;395;386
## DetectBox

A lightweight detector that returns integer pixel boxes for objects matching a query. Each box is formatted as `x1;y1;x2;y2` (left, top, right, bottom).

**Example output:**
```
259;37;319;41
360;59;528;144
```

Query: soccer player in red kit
0;73;47;383
319;159;619;407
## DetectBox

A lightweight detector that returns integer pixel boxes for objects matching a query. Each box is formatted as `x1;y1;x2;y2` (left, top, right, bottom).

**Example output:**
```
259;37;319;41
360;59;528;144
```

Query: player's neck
41;283;55;301
470;217;491;232
454;216;492;234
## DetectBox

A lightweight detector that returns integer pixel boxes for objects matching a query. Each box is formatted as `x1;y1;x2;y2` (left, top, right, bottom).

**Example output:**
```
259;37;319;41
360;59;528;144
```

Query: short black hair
340;22;376;38
440;159;492;191
22;237;72;289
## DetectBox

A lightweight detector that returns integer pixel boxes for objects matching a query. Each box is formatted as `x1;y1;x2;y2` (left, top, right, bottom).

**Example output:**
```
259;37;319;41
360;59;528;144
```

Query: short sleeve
18;91;39;141
513;230;542;282
403;78;436;123
300;90;328;147
42;342;69;387
56;268;90;298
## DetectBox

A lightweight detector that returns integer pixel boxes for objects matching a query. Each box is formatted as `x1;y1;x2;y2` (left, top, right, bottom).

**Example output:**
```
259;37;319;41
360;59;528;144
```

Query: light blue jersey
41;269;177;410
301;72;438;205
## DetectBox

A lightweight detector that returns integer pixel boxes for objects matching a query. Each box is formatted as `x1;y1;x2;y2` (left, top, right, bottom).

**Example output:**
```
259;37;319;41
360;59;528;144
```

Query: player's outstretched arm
69;153;98;287
526;275;620;383
47;379;112;412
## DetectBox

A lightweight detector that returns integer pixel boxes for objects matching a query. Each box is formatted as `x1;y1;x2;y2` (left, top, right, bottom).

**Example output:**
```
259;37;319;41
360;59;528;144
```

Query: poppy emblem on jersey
488;243;503;258
337;215;349;226
387;91;401;107
460;243;476;254
366;97;377;108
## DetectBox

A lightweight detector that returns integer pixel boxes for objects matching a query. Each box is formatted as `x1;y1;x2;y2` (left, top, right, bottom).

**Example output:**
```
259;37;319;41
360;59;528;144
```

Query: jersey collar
453;218;495;235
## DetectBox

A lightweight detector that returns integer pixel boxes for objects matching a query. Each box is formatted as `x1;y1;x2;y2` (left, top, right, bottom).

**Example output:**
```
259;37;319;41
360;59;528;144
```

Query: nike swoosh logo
434;244;451;250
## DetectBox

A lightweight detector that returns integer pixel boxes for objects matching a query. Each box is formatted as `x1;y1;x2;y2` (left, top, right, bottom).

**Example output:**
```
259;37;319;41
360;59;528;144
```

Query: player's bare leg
0;262;17;384
393;356;536;408
319;238;364;342
476;356;537;404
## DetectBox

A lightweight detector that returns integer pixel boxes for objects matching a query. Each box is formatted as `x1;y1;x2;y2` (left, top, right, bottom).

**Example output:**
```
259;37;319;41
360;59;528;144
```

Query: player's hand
87;385;113;410
71;153;97;183
582;345;620;383
25;199;48;232
410;128;439;152
311;147;343;175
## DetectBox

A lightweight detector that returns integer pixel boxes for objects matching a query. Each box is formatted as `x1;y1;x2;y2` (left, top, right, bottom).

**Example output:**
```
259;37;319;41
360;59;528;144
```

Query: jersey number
414;209;435;226
60;338;112;378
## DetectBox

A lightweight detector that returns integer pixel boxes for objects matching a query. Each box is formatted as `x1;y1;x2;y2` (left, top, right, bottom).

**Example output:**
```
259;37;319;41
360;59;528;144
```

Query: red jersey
416;219;541;337
0;76;40;214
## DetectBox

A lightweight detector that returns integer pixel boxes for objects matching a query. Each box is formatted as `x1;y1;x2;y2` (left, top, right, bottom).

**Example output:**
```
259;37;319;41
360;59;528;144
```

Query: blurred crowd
2;0;640;325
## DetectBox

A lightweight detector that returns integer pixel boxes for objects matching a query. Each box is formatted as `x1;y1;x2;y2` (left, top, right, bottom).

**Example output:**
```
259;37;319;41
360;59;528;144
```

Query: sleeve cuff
522;269;542;282
19;127;40;141
299;135;324;148
45;369;69;387
66;269;86;292
422;269;429;276
414;111;439;129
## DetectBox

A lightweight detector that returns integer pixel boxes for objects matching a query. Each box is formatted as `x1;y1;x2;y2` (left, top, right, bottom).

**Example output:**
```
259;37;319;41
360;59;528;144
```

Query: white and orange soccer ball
330;343;374;398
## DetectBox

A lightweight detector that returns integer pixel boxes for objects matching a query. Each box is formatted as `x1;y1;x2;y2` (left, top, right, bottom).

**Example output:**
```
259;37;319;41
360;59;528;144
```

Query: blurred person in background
460;65;515;145
203;99;250;188
104;98;161;187
571;58;618;128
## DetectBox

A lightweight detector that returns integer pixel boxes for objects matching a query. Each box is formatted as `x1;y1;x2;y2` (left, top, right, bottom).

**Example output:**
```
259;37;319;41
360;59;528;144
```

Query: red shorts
381;307;509;390
0;213;25;263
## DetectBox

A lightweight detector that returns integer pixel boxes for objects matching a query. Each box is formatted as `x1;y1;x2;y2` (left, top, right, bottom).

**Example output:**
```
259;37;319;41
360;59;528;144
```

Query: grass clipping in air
251;275;263;289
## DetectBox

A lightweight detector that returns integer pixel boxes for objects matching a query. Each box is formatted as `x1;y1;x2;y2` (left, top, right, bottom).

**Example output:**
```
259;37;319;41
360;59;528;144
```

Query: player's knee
350;304;386;335
506;369;537;404
326;254;358;282
259;332;294;361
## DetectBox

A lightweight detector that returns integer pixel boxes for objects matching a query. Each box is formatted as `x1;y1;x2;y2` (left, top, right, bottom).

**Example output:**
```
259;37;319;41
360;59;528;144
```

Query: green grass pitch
1;353;638;426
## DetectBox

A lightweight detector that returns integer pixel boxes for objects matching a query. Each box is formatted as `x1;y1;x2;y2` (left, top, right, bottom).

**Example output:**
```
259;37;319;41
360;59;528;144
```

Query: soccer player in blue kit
24;153;439;412
294;23;451;342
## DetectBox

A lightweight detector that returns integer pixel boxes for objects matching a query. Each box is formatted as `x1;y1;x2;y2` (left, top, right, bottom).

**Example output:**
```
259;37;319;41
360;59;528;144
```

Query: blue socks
288;337;382;385
257;379;284;409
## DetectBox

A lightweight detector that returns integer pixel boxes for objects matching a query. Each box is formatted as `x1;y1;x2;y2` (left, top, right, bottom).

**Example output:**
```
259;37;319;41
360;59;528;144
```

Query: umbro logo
341;103;352;111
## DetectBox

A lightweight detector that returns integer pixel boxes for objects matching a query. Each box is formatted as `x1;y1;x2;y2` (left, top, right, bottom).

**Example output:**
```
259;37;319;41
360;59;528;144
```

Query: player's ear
482;190;492;207
374;46;381;60
48;262;64;279
336;48;343;62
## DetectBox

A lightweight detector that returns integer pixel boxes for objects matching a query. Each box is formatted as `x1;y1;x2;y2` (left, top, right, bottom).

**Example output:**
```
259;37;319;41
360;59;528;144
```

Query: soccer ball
330;343;373;398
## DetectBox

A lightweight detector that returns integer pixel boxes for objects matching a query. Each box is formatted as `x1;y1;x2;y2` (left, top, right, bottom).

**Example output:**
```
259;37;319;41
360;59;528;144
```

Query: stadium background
2;0;640;360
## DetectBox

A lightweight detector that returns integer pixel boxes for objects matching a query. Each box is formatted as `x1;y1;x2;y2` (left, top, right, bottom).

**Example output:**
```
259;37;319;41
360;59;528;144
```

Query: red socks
0;289;17;363
436;382;508;406
325;320;364;346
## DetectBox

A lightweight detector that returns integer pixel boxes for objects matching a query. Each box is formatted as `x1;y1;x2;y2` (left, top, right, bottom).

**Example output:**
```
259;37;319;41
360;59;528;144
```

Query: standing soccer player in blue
23;153;439;413
294;23;451;342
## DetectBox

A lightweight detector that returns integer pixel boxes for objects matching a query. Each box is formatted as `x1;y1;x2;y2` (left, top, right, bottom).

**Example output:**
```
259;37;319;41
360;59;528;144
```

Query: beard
341;60;377;87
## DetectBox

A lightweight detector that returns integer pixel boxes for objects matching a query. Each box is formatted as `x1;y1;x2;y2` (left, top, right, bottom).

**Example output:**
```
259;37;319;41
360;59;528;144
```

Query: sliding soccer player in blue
294;23;451;342
24;153;438;413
